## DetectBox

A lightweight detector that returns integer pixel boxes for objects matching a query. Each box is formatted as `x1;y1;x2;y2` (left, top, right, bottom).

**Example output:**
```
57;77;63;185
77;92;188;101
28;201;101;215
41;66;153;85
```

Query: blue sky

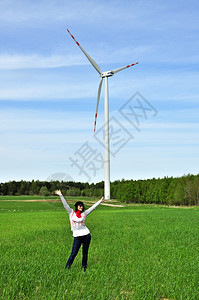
0;0;199;183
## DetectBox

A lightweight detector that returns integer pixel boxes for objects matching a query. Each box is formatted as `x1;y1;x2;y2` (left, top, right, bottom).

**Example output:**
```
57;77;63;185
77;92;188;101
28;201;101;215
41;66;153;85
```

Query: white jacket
60;195;102;237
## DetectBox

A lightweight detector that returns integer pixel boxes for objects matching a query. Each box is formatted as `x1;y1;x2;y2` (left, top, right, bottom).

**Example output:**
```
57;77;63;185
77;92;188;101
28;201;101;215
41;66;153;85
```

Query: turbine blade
94;78;103;133
67;29;101;75
111;62;139;74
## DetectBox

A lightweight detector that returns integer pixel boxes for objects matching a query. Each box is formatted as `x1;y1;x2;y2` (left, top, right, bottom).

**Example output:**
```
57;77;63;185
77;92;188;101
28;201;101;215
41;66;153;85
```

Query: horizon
1;172;199;185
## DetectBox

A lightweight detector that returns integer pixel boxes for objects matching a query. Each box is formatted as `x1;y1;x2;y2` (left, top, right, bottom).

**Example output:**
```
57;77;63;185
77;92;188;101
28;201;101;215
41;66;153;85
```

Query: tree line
0;174;199;206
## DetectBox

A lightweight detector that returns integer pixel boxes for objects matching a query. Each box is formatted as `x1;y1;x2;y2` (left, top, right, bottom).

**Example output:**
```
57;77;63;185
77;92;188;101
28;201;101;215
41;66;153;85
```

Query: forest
0;173;199;206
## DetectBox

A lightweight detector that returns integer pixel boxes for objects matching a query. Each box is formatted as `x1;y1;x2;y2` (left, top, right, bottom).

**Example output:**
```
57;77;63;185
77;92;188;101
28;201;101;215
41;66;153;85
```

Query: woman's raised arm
55;190;73;214
84;196;104;216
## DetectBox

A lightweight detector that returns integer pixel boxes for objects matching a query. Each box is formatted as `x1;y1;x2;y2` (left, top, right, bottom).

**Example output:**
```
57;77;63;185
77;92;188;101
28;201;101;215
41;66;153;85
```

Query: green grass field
0;196;199;299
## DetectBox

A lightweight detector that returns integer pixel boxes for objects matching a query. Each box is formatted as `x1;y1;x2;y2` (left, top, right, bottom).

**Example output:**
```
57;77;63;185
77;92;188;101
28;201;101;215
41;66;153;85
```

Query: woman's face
77;205;84;212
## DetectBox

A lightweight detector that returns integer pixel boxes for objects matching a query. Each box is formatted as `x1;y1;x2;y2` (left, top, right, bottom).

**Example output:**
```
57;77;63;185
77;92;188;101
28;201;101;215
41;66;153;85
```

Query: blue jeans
65;233;91;269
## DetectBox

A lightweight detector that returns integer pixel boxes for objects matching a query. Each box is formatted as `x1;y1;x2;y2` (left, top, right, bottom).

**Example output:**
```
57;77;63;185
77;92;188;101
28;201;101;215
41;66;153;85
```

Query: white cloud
0;53;86;70
1;0;198;33
0;1;153;26
0;62;198;102
0;109;94;132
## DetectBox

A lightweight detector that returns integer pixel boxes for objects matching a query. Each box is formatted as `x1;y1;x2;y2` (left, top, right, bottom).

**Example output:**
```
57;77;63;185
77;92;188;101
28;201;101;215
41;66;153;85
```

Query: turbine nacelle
101;71;114;78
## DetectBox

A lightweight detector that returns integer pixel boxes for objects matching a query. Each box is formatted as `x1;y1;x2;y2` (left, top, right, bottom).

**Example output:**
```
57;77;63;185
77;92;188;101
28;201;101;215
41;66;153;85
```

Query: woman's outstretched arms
55;190;73;214
84;196;104;216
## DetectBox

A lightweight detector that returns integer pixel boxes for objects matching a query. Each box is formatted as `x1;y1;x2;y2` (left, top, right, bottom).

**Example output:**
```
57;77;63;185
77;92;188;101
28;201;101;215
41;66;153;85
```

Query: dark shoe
65;264;71;270
81;266;87;272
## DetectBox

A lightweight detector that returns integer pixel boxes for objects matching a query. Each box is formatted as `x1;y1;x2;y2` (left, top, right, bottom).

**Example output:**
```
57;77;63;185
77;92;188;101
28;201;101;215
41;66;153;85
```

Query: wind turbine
67;29;138;200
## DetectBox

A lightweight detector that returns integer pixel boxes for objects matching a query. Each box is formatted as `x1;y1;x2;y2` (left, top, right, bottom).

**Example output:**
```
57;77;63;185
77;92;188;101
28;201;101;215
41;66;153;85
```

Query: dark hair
74;201;85;212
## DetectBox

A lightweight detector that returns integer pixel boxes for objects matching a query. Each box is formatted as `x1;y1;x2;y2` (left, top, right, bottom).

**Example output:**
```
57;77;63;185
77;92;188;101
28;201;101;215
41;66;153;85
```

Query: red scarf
75;210;82;218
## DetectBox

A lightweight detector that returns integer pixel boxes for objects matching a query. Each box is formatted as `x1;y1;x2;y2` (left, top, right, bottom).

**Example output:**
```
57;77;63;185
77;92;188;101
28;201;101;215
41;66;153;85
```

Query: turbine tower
67;29;138;200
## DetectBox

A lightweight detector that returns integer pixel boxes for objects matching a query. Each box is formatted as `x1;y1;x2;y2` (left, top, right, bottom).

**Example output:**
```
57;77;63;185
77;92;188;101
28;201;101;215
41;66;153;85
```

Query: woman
55;190;104;271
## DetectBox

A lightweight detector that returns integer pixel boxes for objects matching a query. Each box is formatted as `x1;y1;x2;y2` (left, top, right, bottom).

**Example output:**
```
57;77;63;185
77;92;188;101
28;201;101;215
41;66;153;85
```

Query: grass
0;196;199;299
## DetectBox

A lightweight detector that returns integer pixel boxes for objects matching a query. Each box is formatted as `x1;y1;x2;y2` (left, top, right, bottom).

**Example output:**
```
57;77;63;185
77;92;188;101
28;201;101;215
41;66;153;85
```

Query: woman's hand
55;189;62;196
101;196;104;202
